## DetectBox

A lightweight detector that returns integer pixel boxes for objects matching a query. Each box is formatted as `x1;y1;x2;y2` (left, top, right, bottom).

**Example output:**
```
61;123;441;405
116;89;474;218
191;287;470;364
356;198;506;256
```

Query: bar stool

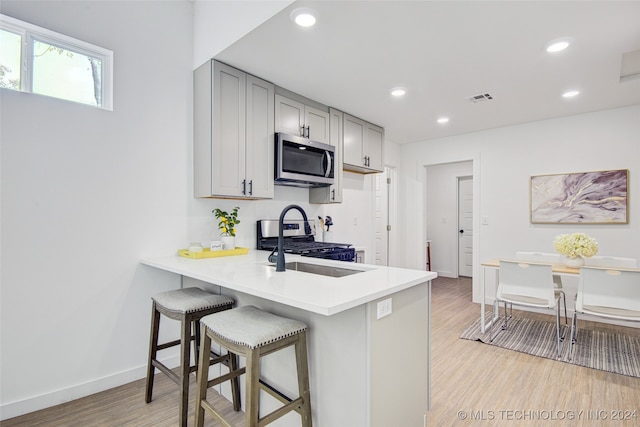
195;305;312;427
145;287;238;427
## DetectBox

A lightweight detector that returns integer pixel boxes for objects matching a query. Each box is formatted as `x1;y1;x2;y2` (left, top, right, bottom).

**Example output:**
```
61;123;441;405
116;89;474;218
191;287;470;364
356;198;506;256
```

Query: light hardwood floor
3;277;639;426
427;276;640;426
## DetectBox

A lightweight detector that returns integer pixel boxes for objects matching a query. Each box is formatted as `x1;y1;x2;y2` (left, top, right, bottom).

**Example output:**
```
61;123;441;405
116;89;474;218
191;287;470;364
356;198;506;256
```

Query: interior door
458;176;473;277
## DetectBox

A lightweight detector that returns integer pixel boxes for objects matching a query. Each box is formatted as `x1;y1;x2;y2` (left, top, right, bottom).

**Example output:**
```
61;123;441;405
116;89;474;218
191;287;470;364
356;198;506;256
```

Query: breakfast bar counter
141;250;435;316
141;250;436;427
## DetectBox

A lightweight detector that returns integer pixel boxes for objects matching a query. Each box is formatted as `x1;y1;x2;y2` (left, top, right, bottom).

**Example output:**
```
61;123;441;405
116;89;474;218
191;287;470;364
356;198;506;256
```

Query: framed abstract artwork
530;169;628;224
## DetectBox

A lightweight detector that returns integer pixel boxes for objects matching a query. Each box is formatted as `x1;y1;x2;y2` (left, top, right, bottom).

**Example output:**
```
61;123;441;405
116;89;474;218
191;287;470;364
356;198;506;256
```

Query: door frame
423;154;481;302
372;167;395;266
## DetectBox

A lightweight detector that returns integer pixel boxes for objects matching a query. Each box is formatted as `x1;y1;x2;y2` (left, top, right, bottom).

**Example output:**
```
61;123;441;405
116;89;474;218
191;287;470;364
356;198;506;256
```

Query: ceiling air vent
468;93;494;103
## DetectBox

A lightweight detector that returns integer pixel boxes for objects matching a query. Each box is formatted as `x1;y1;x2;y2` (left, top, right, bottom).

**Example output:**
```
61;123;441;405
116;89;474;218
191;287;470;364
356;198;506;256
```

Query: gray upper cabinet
194;60;274;199
343;113;384;173
310;108;344;204
275;94;330;144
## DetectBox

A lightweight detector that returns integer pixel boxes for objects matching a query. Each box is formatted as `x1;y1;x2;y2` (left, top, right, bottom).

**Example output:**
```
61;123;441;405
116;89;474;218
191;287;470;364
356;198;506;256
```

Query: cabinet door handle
300;125;305;137
249;180;253;195
242;179;246;195
307;126;310;138
331;189;335;201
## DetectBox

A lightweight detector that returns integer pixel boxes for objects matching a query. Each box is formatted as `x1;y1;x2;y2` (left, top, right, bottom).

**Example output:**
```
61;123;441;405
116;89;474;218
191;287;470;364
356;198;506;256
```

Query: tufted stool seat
195;305;312;427
145;287;239;427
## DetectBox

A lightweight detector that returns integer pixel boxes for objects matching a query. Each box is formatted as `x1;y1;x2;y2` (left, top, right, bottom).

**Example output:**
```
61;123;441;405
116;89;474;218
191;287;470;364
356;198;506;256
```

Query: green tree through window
0;29;21;90
0;14;112;110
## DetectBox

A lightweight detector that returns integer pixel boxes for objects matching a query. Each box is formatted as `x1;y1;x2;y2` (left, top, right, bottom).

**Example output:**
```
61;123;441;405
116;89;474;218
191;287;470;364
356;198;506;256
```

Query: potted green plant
213;207;240;250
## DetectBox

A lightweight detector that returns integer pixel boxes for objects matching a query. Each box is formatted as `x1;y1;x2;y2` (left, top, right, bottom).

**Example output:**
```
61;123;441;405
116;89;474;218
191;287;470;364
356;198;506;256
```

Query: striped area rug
460;315;640;378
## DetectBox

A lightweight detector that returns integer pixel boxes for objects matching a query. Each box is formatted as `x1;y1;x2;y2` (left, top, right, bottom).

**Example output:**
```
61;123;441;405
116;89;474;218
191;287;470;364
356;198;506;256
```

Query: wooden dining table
479;259;580;333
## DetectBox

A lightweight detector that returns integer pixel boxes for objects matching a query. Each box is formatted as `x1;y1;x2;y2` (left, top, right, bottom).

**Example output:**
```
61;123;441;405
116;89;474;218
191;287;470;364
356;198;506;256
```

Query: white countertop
140;250;436;316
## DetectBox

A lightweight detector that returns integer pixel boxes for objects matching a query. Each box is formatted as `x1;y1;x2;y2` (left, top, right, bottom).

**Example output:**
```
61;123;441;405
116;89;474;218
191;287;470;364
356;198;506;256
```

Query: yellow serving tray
178;247;249;259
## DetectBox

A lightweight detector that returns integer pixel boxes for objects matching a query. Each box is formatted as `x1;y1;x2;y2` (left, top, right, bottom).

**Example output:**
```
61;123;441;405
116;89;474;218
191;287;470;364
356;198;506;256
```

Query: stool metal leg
145;303;161;403
569;312;578;360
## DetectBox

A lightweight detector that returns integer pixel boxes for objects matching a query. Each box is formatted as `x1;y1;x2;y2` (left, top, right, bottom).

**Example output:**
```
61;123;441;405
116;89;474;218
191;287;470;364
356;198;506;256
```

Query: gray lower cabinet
194;60;274;199
343;113;384;173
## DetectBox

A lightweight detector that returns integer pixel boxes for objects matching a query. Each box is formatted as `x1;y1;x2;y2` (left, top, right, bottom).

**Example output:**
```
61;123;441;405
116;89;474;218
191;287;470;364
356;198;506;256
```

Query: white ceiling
215;1;640;144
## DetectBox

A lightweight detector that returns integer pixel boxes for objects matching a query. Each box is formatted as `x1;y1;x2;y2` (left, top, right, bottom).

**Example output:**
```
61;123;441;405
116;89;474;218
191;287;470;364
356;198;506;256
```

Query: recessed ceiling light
290;8;317;27
390;87;407;97
562;90;580;98
437;117;450;124
545;37;573;53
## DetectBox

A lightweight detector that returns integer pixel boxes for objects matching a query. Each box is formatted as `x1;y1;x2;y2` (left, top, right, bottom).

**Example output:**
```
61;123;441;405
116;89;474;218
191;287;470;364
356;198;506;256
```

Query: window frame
0;13;113;110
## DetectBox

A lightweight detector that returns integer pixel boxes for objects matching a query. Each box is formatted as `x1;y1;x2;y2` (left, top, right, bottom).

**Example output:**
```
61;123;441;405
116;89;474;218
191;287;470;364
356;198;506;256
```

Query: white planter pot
565;256;585;268
221;236;236;250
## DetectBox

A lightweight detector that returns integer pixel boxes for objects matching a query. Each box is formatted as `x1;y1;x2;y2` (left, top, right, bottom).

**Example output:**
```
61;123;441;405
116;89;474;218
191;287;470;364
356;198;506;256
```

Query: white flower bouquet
553;233;598;258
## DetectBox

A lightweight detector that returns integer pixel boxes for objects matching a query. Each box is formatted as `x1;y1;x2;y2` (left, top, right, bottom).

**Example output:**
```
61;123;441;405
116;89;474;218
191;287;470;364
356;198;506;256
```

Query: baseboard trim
0;355;180;421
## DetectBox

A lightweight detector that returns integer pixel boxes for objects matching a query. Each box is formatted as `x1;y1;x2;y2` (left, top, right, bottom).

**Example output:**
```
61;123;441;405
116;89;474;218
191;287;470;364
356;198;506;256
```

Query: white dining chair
490;260;567;357
515;251;563;287
569;266;640;359
515;252;566;322
584;255;637;268
515;251;561;263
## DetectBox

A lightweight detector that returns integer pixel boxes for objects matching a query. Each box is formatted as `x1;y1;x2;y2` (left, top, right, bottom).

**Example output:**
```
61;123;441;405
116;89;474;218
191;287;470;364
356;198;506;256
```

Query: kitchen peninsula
141;250;436;427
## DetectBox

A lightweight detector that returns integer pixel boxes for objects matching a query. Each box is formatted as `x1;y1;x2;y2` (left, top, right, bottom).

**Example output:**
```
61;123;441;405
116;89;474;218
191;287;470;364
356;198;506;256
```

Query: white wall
322;172;375;260
0;1;196;418
2;0;637;420
192;0;292;69
398;105;640;303
0;0;316;419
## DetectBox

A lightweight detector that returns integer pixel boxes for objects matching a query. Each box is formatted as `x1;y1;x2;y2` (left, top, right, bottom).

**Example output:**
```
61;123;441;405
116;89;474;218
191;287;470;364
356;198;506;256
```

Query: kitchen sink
281;261;365;277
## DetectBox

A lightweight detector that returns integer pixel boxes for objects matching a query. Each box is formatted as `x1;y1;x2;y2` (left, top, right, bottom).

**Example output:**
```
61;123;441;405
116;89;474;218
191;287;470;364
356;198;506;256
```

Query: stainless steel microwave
274;132;334;187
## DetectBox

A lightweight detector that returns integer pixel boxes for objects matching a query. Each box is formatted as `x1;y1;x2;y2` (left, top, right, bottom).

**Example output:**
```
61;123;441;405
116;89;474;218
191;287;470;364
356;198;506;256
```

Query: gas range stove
257;220;355;262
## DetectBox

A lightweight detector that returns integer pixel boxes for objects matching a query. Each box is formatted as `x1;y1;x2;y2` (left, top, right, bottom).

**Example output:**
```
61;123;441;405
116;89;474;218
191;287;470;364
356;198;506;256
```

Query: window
0;14;113;110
